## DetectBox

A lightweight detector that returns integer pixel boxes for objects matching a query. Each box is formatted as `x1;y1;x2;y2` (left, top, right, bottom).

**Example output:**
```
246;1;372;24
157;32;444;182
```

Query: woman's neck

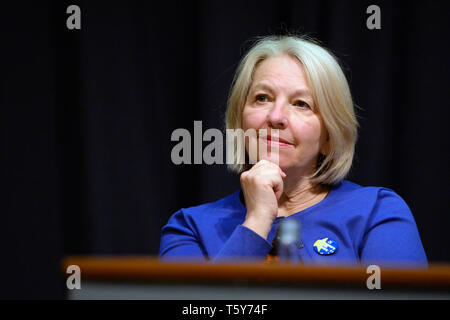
277;169;329;217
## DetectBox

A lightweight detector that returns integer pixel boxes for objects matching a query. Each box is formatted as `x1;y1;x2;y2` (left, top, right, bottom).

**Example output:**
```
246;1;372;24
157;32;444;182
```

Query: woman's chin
257;154;292;169
255;153;276;164
260;158;302;174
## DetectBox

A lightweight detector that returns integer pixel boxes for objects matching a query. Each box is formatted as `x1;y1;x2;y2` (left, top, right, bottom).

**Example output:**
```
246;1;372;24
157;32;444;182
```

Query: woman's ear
319;132;330;156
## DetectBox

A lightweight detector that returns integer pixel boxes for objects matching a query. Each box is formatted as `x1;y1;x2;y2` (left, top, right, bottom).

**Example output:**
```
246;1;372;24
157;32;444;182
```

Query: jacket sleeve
213;225;273;262
359;188;428;268
158;209;207;262
159;209;272;262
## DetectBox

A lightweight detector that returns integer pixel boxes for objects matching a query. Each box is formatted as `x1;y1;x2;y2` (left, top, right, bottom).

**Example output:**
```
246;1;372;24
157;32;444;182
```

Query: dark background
1;0;449;299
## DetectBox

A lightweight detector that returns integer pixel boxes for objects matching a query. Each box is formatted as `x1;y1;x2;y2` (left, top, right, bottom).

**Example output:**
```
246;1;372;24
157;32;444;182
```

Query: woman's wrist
242;213;274;240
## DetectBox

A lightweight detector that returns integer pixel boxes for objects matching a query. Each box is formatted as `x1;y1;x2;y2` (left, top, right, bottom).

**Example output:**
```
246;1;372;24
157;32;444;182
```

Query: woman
159;35;427;268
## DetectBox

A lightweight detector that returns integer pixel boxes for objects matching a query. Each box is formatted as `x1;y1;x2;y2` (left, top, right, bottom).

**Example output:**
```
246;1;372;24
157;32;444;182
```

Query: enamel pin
313;237;338;255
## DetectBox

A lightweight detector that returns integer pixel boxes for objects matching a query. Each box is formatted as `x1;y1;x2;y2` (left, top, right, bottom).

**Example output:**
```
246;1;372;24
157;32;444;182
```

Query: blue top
159;180;427;268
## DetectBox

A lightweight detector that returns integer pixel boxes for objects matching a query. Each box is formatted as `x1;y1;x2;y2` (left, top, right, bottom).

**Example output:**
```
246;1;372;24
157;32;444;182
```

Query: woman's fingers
240;159;286;239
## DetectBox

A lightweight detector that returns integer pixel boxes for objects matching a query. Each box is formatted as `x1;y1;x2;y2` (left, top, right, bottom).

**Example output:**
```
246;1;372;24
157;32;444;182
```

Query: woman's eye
295;101;310;109
255;94;268;103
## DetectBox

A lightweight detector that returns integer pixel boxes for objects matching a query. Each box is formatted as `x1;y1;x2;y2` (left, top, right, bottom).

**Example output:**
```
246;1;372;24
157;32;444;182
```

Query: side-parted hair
225;35;358;186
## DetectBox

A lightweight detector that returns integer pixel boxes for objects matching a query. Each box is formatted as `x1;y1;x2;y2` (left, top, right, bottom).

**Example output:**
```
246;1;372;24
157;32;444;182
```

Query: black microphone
274;218;302;263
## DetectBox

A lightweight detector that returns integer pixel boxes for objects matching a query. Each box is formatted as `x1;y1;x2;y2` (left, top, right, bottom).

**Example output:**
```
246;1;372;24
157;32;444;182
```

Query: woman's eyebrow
252;82;312;98
291;88;313;98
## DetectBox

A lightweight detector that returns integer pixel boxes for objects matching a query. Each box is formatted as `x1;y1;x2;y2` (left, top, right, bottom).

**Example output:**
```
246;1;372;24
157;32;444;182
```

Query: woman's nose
267;100;288;129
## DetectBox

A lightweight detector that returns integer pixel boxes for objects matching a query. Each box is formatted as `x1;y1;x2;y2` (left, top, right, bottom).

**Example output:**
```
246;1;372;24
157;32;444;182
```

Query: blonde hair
225;35;358;186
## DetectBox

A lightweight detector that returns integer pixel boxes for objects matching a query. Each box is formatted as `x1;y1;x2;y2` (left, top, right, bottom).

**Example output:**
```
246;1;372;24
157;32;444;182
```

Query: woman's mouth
260;135;294;147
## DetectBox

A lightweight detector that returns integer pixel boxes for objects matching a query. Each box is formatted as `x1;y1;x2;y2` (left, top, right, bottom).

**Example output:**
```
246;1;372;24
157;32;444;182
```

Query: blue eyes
255;94;310;109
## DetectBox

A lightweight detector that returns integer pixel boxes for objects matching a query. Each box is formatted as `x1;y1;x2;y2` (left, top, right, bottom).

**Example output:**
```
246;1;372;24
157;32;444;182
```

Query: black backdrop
1;0;449;299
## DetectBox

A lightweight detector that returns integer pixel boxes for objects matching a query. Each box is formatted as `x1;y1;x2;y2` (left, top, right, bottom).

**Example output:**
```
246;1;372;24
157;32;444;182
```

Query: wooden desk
62;256;450;300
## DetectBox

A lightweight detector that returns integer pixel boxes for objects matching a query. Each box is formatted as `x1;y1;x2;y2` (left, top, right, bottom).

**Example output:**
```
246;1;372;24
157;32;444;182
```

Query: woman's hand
240;159;286;239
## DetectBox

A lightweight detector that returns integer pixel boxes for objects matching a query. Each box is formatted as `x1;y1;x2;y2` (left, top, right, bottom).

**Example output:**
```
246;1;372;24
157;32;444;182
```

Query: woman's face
242;54;328;174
